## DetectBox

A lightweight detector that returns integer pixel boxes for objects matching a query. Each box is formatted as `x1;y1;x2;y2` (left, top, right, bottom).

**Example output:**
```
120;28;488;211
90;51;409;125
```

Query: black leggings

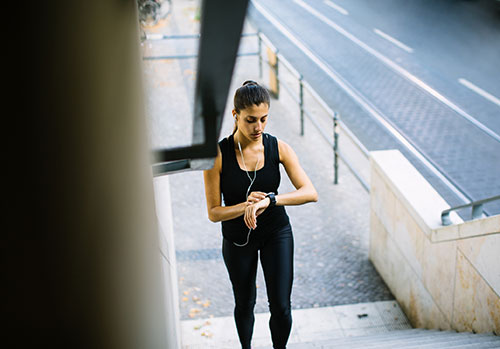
222;224;294;349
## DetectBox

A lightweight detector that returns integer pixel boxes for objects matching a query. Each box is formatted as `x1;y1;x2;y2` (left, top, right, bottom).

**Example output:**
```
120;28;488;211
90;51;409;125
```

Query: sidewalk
141;0;406;347
181;300;411;348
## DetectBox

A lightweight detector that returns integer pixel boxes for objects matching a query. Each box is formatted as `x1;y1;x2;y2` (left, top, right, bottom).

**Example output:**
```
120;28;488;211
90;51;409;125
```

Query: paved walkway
141;0;401;347
181;300;411;348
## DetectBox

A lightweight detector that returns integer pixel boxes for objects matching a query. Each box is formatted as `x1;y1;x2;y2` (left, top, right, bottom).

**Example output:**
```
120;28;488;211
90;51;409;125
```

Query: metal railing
143;30;500;225
142;30;370;191
258;32;370;191
258;32;500;223
142;32;260;60
441;195;500;226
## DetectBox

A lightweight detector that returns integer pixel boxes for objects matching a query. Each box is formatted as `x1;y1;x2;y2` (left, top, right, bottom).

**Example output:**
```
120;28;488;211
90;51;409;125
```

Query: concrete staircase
280;329;500;348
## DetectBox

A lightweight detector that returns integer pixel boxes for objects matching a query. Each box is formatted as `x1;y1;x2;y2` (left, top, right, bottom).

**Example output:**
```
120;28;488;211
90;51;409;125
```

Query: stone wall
154;176;182;348
369;150;500;334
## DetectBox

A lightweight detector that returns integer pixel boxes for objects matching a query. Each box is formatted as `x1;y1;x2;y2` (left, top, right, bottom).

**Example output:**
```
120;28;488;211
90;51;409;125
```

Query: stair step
306;328;438;344
363;334;500;349
405;337;500;348
295;329;474;346
282;331;500;349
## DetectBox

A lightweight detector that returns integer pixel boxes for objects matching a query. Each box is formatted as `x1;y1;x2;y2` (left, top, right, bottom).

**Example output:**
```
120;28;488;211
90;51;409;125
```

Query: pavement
140;0;409;347
180;300;411;348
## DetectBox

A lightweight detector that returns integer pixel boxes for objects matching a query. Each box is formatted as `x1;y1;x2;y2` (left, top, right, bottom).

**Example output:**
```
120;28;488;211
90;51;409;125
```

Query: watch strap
266;193;276;207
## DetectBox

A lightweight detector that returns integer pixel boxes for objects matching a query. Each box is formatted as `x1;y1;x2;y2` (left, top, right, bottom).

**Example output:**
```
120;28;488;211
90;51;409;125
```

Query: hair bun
242;80;259;86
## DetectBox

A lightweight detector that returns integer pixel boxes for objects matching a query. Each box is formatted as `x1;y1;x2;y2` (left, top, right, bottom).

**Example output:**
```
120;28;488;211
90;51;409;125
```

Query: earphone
233;140;260;247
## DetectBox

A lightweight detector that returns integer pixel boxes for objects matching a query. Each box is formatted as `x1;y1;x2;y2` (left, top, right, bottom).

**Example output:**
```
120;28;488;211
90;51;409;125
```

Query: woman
203;80;318;349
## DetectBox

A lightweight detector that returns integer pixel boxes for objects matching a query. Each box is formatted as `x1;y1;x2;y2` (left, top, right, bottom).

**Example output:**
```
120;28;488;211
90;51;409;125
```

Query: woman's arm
203;147;255;222
243;139;317;229
275;139;318;205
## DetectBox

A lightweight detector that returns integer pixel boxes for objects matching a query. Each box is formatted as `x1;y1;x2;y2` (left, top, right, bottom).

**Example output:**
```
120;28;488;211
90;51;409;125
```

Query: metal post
275;53;280;98
471;203;483;220
299;76;304;136
258;31;263;79
333;112;339;184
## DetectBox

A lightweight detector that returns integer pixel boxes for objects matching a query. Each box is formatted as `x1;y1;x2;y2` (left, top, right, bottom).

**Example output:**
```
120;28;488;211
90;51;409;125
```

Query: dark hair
232;80;270;135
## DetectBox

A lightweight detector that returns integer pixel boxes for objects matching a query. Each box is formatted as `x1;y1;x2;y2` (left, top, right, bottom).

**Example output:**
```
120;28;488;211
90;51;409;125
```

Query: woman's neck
234;131;262;149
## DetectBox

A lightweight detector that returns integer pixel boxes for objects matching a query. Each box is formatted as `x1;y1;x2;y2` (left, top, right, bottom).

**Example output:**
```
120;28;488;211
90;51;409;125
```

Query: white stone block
370;150;461;235
369;212;396;288
458;234;500;296
459;215;500;239
371;165;396;236
393;199;426;279
453;249;500;334
431;224;459;242
421;238;457;320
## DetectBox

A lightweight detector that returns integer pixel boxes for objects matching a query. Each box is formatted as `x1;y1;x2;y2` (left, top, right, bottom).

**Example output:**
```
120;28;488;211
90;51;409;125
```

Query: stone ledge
370;150;500;242
432;215;500;242
369;149;500;333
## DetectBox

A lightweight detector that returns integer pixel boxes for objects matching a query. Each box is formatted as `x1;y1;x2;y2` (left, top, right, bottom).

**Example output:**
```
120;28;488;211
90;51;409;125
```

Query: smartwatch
266;193;276;208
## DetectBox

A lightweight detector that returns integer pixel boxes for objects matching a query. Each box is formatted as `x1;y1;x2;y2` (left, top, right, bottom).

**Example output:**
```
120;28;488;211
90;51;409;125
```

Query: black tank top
219;133;290;244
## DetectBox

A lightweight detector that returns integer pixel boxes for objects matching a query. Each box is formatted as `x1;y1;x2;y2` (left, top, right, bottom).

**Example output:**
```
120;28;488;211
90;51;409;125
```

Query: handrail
142;32;260;61
145;30;369;190
275;52;302;80
259;35;370;191
142;32;258;41
441;195;500;225
258;32;278;55
143;28;498;219
302;80;369;157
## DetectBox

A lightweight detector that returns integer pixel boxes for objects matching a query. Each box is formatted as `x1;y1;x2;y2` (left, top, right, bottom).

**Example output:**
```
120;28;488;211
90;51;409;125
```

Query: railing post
333;112;339;184
299;75;304;136
471;203;483;220
258;31;263;79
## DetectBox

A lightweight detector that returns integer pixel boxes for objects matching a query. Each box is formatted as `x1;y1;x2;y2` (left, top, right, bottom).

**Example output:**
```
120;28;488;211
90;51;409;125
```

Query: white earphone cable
233;140;260;247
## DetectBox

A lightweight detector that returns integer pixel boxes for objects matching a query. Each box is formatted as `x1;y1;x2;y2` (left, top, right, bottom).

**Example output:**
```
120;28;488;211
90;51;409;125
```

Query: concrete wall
153;176;182;349
369;150;500;334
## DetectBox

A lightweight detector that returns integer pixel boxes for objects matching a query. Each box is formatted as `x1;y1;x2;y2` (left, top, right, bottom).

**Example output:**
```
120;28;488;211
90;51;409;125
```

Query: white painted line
292;0;500;143
251;0;470;203
324;0;349;15
373;28;413;53
459;78;500;108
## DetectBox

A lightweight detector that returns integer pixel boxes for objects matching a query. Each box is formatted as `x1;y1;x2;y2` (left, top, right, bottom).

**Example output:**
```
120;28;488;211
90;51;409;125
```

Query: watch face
267;193;276;206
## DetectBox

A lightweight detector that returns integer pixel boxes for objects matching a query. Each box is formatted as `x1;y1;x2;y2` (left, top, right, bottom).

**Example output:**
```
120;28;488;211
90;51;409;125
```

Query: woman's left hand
246;191;267;205
243;197;270;229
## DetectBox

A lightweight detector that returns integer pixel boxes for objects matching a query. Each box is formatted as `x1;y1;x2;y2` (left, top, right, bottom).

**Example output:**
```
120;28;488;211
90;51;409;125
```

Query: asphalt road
247;0;500;216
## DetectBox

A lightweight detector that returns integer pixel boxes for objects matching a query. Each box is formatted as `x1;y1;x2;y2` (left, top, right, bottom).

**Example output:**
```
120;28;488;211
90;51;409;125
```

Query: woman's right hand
244;196;270;230
246;191;267;205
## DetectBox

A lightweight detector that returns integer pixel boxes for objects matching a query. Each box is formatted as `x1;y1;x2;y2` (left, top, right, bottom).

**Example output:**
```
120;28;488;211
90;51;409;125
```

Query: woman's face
234;103;269;142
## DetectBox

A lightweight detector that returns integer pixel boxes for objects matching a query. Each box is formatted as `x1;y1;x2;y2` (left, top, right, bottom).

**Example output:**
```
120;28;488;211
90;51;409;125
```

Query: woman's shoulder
218;134;230;146
263;133;291;163
263;132;279;146
275;138;294;163
218;134;233;152
265;134;289;150
264;133;287;145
